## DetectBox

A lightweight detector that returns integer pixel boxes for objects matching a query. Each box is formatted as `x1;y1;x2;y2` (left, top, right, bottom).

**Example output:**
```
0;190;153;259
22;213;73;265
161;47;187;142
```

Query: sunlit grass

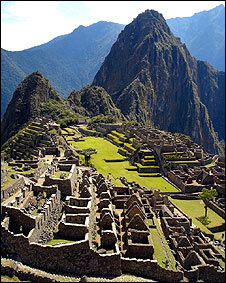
45;238;76;245
72;137;178;192
169;198;225;241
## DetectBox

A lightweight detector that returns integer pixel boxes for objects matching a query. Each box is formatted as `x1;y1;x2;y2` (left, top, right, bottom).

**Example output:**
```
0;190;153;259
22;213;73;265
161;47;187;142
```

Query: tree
199;188;218;217
80;148;97;166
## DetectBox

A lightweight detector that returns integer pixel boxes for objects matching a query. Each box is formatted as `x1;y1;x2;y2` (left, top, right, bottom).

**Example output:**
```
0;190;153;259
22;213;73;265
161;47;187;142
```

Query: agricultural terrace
70;137;178;192
1;161;45;189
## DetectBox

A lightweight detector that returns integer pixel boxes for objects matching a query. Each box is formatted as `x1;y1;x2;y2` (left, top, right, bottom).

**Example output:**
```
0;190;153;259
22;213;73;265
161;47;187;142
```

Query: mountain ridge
92;9;224;154
166;4;225;71
1;21;125;118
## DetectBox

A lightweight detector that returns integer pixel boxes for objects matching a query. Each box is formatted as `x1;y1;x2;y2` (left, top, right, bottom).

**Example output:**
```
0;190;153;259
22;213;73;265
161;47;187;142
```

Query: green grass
137;164;159;169
64;127;76;133
218;257;225;269
52;171;69;179
124;143;136;151
1;275;24;282
148;217;176;269
169;198;225;240
45;238;76;245
111;130;126;138
205;162;215;167
149;227;166;266
107;134;123;145
1;162;44;190
72;137;178;192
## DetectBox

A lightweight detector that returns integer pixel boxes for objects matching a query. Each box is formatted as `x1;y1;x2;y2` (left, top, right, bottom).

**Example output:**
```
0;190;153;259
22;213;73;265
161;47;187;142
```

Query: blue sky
1;1;225;51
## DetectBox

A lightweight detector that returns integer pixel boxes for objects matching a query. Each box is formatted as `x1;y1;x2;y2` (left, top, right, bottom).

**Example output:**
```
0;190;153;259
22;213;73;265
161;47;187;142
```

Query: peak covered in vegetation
1;21;125;118
68;85;124;122
92;9;225;154
1;71;79;144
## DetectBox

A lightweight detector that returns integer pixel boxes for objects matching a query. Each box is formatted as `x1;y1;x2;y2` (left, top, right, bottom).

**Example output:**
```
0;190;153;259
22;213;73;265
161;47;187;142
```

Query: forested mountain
1;21;125;118
2;5;224;120
92;9;225;154
1;8;225;155
167;4;225;71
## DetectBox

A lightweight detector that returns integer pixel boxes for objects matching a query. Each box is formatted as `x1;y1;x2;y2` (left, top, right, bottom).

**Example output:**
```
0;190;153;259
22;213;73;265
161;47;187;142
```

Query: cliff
92;10;225;154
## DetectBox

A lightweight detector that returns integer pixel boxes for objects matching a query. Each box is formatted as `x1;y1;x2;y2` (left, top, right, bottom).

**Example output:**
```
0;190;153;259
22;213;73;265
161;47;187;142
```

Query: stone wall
204;199;225;218
78;127;99;137
43;165;77;198
168;200;192;225
58;159;79;165
2;206;36;232
32;163;49;180
1;229;121;277
99;123;121;131
198;264;225;282
1;265;56;282
57;163;73;171
167;172;185;191
44;147;60;156
57;222;88;240
1;169;7;186
28;190;61;243
121;257;183;282
32;184;58;198
1;177;25;201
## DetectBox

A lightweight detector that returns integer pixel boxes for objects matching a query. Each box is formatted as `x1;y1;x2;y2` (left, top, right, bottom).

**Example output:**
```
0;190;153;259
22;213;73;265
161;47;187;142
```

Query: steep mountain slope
167;4;225;71
1;71;124;145
68;85;124;120
196;61;225;141
92;9;224;154
1;71;69;144
1;21;125;118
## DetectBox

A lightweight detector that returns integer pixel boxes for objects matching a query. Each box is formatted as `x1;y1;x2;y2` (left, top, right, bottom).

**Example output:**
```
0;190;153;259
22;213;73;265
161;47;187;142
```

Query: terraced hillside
107;130;161;176
1;121;54;160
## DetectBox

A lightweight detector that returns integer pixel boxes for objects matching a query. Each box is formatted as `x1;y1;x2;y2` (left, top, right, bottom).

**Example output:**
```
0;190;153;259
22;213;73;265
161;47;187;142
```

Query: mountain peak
92;8;224;154
1;71;62;144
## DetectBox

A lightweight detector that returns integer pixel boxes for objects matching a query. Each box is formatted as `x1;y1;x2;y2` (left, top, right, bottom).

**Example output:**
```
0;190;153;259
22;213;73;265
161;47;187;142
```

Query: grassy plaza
71;137;178;192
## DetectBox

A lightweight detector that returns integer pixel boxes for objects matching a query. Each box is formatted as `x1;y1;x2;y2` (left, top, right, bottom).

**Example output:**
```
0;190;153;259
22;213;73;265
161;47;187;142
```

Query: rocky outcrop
92;9;225;154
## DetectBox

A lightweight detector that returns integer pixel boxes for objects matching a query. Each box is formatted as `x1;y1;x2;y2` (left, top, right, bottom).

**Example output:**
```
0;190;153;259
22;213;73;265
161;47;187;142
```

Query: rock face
67;85;124;120
196;61;225;142
92;9;225;154
1;71;63;144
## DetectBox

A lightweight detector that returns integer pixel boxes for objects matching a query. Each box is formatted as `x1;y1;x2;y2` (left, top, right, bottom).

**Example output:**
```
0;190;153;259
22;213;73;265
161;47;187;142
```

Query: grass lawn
1;162;44;190
1;275;23;282
72;137;178;192
45;238;76;245
148;217;176;269
205;162;215;168
169;198;225;241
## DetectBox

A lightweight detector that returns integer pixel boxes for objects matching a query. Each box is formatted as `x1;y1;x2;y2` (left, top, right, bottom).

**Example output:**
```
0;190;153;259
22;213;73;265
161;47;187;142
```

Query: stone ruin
1;160;225;282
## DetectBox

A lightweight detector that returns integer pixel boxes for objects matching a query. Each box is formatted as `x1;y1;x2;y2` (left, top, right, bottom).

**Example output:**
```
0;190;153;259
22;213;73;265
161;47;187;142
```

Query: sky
1;1;225;51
